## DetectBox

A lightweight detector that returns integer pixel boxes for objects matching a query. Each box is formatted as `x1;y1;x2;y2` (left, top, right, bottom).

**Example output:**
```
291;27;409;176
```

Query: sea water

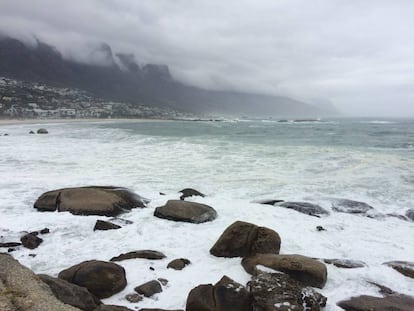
0;118;413;310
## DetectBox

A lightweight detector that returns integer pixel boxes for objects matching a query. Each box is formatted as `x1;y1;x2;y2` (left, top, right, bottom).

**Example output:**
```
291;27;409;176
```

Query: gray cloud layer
1;0;413;116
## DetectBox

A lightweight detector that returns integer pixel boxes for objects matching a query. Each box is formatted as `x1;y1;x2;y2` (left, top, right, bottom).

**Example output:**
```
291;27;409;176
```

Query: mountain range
0;36;335;117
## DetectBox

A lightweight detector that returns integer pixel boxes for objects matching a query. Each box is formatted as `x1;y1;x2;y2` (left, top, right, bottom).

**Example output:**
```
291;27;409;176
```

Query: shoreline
0;117;172;126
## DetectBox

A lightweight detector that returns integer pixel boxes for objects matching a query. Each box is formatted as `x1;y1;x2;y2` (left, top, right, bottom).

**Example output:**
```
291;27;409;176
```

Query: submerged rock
256;199;284;205
338;294;414;311
34;186;148;216
248;272;327;311
0;253;80;311
179;188;205;200
110;250;166;262
186;276;252;311
93;220;121;231
37;128;49;134
331;198;374;214
323;258;366;268
58;260;127;299
210;220;281;258
154;200;217;223
278;201;329;217
242;254;328;289
20;233;43;249
384;261;414;279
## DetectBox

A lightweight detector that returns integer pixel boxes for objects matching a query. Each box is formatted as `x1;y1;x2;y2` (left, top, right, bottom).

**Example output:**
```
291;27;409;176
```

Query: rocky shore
1;186;414;310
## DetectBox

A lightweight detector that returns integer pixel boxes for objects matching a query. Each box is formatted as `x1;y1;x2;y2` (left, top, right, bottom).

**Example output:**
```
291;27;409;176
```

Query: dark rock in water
405;209;414;221
248;272;327;311
20;233;43;249
29;130;35;134
384;261;414;279
167;258;191;270
186;276;252;311
37;128;49;134
28;254;37;257
278;201;329;217
94;220;121;231
149;267;155;271
110;250;166;262
331;198;374;214
338;294;414;311
323;258;366;268
40;228;50;234
210;220;281;258
0;253;81;311
134;280;162;297
125;293;143;303
179;188;205;200
159;192;166;196
0;242;21;248
256;199;284;205
34;186;148;216
29;231;39;236
58;260;127;299
3;133;9;136
94;305;134;311
38;274;101;311
242;254;327;289
154;200;217;223
386;213;409;221
316;225;326;231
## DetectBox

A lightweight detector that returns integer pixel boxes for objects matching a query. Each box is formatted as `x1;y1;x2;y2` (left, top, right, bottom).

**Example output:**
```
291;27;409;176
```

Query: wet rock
316;226;326;231
154;200;217;224
384;261;414;279
39;274;101;311
186;276;252;311
331;198;374;214
0;253;80;311
210;221;281;258
40;228;50;234
248;272;327;311
37;128;49;134
179;188;205;200
110;250;166;262
34;186;148;216
157;278;168;286
134;280;162;297
124;293;143;303
28;254;37;257
140;309;183;311
93;305;134;311
93;220;121;231
167;258;191;270
323;258;366;268
278;201;329;217
20;233;43;249
405;209;414;221
242;254;327;288
338;294;414;311
0;242;21;248
29;130;35;134
256;199;284;205
58;260;127;299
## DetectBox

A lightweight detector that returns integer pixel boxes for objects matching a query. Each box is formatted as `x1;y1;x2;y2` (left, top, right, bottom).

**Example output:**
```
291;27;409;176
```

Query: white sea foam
0;120;413;310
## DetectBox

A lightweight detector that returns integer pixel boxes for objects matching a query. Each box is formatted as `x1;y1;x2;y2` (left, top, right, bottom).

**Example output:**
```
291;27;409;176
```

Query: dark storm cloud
1;0;413;116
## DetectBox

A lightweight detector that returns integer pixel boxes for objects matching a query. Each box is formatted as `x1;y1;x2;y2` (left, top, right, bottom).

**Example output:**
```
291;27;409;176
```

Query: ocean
1;118;413;310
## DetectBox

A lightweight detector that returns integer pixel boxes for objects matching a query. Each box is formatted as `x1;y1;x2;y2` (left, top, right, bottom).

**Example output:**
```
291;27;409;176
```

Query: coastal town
0;77;190;120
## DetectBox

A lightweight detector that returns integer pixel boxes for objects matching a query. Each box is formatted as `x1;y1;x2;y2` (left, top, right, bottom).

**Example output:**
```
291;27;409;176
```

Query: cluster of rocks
1;185;413;311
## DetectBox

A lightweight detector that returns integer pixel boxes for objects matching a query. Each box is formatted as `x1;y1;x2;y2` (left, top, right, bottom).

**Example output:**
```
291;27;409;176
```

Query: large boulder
154;200;217;223
110;250;166;262
58;260;127;299
210;221;281;258
242;254;327;289
278;202;329;217
331;199;374;214
38;274;100;311
186;276;252;311
34;186;148;216
0;253;81;311
338;294;414;311
384;261;414;279
20;233;43;249
248;272;327;311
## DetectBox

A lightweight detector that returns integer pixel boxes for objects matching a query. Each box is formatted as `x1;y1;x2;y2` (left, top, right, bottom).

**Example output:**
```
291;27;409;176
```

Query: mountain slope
0;37;330;117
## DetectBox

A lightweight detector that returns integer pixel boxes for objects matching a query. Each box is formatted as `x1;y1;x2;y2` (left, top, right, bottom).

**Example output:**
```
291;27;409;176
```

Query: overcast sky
1;0;414;116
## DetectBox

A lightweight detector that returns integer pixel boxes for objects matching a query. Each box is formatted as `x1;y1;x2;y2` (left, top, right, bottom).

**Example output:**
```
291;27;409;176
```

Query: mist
1;0;413;117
